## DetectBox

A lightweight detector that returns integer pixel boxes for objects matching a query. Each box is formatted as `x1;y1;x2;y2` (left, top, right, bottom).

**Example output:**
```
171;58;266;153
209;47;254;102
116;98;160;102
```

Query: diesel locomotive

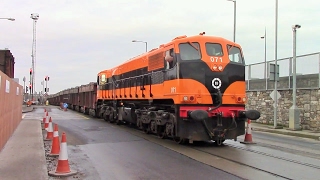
48;32;260;145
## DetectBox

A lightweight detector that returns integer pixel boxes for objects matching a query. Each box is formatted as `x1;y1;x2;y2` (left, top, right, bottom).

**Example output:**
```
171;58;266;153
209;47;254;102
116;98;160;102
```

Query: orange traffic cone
42;111;46;124
241;119;256;144
44;118;54;141
48;133;77;177
48;124;60;157
44;116;51;130
43;113;49;130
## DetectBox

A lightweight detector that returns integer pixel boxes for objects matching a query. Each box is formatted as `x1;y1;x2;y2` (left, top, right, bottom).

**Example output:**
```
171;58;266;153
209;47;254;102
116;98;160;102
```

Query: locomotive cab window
227;45;244;64
164;48;176;69
179;42;201;60
205;43;223;56
101;74;106;84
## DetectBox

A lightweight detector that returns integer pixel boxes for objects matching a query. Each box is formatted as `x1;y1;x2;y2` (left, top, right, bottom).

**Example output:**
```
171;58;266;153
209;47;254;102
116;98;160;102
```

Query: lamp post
23;76;26;101
30;13;39;101
0;18;15;21
132;40;148;52
273;0;279;129
289;24;301;130
227;0;236;42
261;27;267;90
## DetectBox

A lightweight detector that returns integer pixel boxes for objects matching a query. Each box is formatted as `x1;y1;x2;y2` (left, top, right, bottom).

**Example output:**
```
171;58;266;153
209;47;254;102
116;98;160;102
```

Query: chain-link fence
246;52;320;91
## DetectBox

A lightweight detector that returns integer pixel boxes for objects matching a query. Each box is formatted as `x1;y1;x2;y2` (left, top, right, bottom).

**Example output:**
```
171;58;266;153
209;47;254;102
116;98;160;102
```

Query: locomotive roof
117;34;238;65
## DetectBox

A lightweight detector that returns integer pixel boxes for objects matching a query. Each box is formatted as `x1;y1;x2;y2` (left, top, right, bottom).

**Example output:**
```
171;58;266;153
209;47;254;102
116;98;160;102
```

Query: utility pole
261;27;267;90
273;0;279;128
30;13;39;101
289;24;301;130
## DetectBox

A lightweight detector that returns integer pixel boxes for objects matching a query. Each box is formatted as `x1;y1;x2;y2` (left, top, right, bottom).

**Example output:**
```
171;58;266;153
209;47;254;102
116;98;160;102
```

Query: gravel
42;125;85;180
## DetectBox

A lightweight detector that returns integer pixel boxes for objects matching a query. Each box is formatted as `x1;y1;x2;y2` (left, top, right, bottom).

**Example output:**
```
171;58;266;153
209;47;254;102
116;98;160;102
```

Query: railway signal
29;84;32;95
44;76;49;93
29;68;33;98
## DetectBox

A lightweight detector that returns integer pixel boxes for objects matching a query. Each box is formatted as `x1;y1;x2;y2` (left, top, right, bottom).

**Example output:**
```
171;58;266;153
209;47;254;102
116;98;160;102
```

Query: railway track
61;109;320;180
186;140;320;180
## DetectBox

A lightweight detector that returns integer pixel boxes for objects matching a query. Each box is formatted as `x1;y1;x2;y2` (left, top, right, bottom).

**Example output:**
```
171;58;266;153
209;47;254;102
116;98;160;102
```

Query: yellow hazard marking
77;114;89;119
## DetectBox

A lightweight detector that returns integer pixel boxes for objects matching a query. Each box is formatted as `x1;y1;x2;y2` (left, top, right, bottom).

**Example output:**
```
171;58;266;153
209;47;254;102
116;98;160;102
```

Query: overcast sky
1;0;319;94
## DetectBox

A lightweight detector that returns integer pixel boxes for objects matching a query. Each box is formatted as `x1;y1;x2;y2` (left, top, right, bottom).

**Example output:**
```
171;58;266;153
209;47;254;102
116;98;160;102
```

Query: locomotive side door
163;44;178;95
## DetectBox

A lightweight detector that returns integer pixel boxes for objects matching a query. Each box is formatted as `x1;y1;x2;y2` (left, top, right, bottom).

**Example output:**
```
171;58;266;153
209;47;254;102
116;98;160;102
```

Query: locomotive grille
148;52;164;71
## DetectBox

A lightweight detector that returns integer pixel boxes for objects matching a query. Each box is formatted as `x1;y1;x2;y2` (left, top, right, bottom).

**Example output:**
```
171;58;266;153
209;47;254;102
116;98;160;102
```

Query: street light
261;27;267;90
0;18;15;21
227;0;236;42
132;40;148;52
273;0;279;129
30;13;39;101
289;24;301;130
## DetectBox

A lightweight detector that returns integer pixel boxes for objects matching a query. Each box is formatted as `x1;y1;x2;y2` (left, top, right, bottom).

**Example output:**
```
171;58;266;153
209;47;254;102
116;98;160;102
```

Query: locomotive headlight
183;96;188;101
242;97;246;102
218;65;223;71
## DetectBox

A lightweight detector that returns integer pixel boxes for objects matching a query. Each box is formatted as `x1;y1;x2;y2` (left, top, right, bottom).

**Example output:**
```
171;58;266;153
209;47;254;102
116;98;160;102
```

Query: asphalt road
24;106;320;180
33;107;243;180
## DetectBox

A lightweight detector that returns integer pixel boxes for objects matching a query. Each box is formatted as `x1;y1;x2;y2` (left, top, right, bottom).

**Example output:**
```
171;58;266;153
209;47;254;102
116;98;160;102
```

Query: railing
246;52;320;91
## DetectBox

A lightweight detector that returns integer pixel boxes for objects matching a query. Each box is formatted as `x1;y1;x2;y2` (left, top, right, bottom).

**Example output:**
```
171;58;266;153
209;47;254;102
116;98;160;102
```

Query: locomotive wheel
109;112;115;123
143;124;151;134
157;126;166;139
115;116;121;125
103;114;109;122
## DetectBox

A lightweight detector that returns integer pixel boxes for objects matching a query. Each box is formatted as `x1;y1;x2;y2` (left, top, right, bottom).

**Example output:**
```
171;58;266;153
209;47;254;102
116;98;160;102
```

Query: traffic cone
44;118;54;141
48;124;60;157
48;133;77;177
42;113;49;130
44;116;51;130
241;119;256;144
42;111;46;124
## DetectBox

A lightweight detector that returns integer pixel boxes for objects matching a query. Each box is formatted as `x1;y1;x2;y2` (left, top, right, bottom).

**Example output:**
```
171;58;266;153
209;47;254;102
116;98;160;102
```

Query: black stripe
99;59;245;102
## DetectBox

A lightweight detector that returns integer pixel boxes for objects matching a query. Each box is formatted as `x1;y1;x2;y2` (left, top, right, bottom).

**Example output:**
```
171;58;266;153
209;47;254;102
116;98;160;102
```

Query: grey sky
1;0;319;94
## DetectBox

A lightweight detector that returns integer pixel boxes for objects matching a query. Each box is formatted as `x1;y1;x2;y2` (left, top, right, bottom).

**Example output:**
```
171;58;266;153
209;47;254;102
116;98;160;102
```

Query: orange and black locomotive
48;32;260;145
94;32;260;144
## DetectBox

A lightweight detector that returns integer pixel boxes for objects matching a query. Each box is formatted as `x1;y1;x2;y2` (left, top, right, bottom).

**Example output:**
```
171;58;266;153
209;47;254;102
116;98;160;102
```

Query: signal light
29;68;32;75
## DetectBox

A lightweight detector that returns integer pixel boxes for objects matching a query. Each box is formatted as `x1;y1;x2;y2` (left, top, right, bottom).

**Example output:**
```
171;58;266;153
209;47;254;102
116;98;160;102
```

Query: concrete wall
0;70;23;152
245;73;320;131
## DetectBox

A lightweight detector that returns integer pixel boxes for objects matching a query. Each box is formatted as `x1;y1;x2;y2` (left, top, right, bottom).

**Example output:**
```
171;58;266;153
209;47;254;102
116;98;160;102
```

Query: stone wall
245;73;320;132
246;73;319;91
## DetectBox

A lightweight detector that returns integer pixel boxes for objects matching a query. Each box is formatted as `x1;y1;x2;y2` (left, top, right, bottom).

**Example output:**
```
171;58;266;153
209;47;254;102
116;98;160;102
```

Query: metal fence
246;52;320;91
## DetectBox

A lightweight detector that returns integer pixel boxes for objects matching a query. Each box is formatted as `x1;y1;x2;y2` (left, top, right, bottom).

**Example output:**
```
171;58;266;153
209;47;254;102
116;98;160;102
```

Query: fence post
248;65;251;90
289;57;292;89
